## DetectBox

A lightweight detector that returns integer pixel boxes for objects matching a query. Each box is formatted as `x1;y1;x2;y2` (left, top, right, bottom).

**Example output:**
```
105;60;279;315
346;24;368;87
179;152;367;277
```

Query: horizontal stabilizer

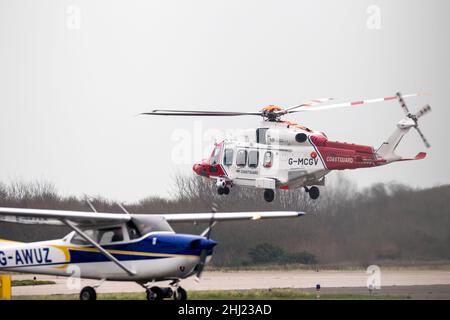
398;152;427;162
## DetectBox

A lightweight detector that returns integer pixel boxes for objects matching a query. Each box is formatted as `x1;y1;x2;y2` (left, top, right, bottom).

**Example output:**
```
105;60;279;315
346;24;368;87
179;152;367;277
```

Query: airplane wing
161;211;304;223
0;207;303;226
0;207;130;227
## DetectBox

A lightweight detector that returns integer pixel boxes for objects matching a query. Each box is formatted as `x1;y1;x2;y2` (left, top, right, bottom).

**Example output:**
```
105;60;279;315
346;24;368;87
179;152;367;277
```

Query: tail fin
376;92;431;163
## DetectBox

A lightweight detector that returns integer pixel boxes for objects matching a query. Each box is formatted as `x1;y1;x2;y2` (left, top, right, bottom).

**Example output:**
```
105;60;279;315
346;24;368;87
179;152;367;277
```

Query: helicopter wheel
217;187;224;195
264;189;275;202
223;186;230;195
308;186;320;200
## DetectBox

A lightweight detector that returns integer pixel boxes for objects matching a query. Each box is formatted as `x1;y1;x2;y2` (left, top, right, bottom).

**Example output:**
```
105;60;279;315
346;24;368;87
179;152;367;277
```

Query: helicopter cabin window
223;149;234;166
248;150;259;168
256;128;268;144
263;151;273;168
236;149;247;166
98;226;124;244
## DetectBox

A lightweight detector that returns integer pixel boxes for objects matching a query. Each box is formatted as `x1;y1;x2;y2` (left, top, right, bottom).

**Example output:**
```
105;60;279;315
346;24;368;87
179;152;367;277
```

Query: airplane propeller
195;203;218;282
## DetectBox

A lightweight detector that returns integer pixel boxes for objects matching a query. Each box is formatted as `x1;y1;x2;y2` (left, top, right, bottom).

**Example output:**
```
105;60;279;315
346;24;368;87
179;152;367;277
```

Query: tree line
1;175;449;267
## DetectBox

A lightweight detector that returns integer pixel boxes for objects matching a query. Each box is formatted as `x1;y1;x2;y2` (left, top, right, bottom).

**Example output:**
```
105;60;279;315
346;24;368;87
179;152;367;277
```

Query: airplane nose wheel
80;286;97;301
263;189;275;202
173;286;187;301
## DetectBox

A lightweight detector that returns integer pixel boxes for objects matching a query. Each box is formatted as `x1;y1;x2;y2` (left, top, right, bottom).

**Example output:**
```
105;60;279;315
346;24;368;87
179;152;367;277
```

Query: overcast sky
0;0;449;202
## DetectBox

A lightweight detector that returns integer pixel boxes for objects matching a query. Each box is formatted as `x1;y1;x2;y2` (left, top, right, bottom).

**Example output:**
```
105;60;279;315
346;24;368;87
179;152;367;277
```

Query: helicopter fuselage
192;120;385;193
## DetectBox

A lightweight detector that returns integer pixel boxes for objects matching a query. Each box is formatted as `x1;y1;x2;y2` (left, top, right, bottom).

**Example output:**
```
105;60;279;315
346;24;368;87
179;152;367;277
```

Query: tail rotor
396;92;432;148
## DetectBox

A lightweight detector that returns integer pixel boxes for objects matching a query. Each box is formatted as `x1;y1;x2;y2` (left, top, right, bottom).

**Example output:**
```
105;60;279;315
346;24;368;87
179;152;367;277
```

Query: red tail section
310;136;379;170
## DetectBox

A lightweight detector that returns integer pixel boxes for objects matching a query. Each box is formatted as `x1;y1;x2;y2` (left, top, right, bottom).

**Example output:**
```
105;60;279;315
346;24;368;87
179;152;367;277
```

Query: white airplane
0;206;303;300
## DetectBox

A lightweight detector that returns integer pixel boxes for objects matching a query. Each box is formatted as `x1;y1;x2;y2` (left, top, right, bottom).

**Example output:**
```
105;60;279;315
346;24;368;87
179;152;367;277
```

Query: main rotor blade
288;92;429;113
285;97;334;112
141;110;262;117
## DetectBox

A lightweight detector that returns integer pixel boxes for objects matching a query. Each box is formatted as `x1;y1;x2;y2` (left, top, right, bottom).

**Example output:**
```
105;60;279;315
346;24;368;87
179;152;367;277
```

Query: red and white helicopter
143;92;431;202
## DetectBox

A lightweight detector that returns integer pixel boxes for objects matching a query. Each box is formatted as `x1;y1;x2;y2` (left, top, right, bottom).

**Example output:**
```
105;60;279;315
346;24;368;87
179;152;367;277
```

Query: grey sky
0;0;449;202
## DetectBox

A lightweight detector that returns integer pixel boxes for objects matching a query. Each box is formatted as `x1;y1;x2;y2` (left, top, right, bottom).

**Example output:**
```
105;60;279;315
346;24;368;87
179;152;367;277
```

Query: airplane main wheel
146;286;164;301
264;189;275;202
309;186;320;200
173;287;187;301
217;187;224;195
80;286;97;301
223;187;230;195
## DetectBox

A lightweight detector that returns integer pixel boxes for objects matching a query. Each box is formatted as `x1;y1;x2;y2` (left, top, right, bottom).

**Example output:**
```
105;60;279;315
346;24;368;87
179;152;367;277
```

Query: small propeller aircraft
143;92;432;202
0;205;302;300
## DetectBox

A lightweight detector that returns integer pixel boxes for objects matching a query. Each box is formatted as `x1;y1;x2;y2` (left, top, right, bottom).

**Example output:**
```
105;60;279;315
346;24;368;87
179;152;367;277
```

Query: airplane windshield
131;215;174;235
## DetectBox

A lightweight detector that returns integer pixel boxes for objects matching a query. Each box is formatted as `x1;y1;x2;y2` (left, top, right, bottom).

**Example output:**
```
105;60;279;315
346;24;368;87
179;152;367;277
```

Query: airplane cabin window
98;227;124;244
236;150;247;166
248;150;259;168
71;229;97;245
127;222;141;240
223;149;234;166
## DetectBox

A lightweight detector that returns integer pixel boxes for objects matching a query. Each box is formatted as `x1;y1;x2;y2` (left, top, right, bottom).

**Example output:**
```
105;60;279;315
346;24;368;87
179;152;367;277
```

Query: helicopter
142;92;432;202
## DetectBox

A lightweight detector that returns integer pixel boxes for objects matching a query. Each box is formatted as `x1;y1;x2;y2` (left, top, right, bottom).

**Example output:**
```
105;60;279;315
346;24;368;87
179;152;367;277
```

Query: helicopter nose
193;162;208;177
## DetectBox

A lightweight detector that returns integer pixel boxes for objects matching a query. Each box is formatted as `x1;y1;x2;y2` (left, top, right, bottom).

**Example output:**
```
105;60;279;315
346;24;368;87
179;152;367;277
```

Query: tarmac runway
10;269;450;299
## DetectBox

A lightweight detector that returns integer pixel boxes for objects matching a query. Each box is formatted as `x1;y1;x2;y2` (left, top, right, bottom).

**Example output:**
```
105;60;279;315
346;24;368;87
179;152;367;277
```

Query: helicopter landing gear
217;186;230;195
80;286;97;301
264;189;275;202
304;186;320;200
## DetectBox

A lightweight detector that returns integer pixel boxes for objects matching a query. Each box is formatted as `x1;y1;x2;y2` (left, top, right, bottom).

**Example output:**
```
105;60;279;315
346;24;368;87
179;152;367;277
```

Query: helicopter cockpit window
210;146;221;165
236;149;247;166
248;150;259;168
223;149;233;166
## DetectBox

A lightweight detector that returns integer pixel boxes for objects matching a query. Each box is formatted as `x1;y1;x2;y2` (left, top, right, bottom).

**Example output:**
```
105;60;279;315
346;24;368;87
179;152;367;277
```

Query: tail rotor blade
414;104;432;119
396;92;411;115
415;127;431;149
